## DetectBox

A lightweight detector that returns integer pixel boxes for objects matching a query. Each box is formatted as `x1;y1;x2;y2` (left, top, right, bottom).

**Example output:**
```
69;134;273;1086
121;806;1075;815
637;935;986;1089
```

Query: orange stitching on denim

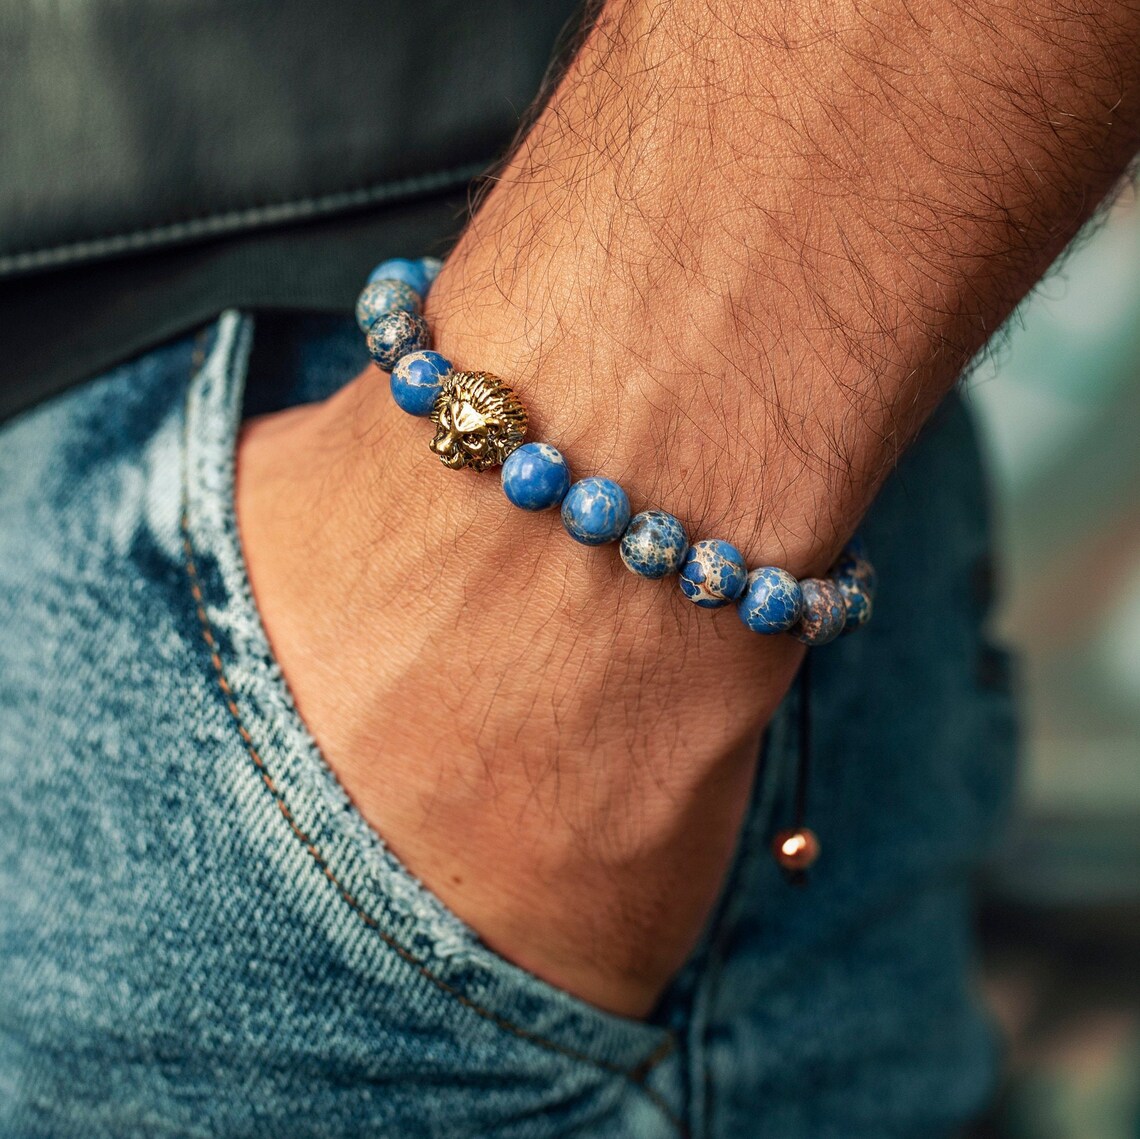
181;526;682;1099
177;337;683;1134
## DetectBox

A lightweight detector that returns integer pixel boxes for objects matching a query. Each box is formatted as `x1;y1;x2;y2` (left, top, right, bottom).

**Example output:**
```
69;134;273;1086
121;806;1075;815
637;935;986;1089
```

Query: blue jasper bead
561;477;630;545
390;350;452;416
367;257;435;298
419;256;443;291
501;443;571;511
366;310;431;371
738;566;804;634
835;576;873;632
791;578;847;645
830;541;878;595
678;539;748;608
355;279;422;333
620;510;689;579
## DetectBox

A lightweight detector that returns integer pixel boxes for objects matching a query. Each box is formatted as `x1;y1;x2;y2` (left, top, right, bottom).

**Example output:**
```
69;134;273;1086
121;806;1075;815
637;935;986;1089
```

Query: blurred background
966;176;1140;1138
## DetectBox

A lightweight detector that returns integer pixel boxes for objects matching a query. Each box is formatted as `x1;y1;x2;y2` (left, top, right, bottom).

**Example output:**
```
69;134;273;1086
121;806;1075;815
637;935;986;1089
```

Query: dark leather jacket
0;0;578;420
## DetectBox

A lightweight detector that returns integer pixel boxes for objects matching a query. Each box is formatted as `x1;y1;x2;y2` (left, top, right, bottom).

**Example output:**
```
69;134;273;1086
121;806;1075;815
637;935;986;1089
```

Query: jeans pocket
178;313;682;1136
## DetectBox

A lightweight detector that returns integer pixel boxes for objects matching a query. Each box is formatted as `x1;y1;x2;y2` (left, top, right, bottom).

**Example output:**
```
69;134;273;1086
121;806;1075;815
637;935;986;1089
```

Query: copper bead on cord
772;828;820;872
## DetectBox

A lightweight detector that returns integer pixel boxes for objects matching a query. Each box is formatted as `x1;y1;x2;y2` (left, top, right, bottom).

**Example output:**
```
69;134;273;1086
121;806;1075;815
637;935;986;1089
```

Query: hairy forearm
238;0;1140;1015
433;0;1140;566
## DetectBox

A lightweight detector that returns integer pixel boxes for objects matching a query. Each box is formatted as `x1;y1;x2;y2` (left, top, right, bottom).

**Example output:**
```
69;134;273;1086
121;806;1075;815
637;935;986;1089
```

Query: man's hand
237;0;1140;1015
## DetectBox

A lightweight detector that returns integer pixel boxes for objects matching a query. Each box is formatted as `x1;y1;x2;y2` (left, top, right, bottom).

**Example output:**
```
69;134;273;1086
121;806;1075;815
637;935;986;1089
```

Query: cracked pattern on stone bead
366;311;430;371
791;578;846;645
355;279;422;333
620;510;689;579
679;540;748;608
738;566;804;634
561;477;630;546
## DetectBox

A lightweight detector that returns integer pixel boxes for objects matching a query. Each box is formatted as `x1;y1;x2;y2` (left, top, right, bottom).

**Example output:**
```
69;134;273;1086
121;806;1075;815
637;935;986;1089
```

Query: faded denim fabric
0;312;1016;1137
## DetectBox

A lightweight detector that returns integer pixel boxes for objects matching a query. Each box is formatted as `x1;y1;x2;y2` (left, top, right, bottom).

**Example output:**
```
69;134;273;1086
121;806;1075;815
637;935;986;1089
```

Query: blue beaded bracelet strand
358;257;876;647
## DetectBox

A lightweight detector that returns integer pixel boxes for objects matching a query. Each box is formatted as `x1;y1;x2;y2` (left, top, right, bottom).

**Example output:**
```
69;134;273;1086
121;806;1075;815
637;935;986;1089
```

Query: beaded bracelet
356;256;876;647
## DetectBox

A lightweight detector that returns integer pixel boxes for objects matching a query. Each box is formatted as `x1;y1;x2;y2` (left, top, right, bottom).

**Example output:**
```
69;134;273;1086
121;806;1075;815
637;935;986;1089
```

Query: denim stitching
0;162;487;276
178;334;684;1135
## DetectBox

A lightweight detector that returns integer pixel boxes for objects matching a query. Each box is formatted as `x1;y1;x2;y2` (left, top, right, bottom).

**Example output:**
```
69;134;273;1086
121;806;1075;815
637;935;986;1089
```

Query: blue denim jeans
0;312;1016;1137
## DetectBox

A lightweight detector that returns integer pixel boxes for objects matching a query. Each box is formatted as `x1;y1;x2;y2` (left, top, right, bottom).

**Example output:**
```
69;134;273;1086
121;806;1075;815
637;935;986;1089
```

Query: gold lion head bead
428;371;528;471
